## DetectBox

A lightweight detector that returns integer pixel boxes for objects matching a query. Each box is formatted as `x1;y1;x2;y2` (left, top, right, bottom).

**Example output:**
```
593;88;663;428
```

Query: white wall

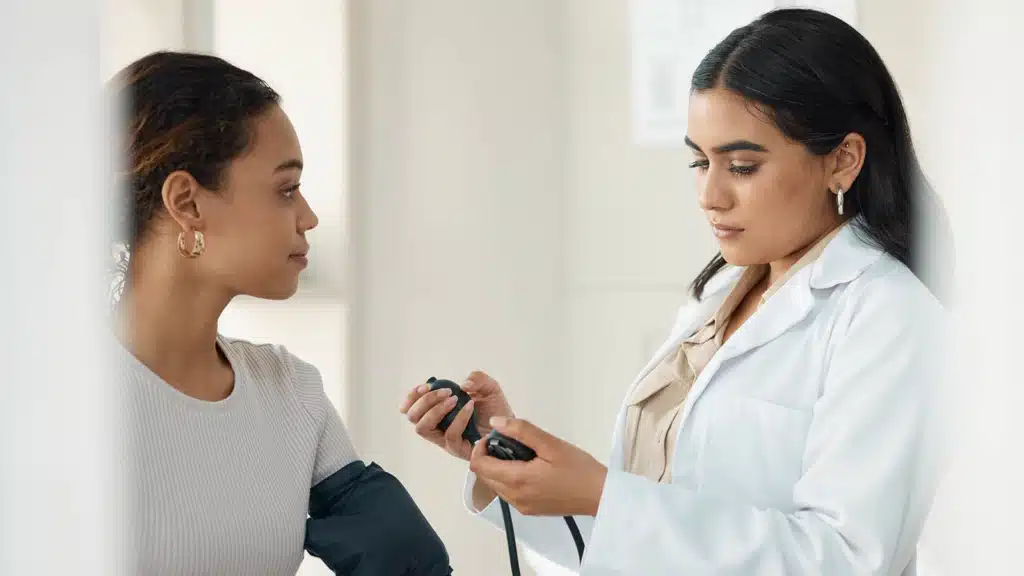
346;2;569;574
3;1;114;574
100;0;186;79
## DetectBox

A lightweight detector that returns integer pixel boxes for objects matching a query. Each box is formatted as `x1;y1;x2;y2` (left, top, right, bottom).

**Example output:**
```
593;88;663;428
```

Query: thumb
488;416;557;459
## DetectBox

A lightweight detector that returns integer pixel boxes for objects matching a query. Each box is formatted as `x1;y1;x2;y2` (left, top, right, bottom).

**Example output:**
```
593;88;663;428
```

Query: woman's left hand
469;417;608;517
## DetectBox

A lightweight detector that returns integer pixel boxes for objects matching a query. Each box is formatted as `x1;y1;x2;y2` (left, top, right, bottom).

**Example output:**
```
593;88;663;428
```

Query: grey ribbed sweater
115;335;358;575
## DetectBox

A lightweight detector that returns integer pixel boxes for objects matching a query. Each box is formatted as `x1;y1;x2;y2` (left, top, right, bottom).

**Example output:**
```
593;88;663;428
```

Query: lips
711;222;744;239
289;250;309;268
711;221;742;231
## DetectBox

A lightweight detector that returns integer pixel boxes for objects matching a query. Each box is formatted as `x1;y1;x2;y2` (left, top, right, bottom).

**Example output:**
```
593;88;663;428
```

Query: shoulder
218;336;329;416
218;336;319;382
842;255;945;324
824;255;954;428
826;254;949;369
814;220;945;328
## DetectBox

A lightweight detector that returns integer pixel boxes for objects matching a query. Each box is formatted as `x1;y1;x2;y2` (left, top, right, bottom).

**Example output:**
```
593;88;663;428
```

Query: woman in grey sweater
109;51;450;576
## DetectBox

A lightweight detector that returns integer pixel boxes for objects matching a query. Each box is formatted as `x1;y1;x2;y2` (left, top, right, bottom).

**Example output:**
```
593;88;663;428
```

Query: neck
116;247;233;377
767;219;845;286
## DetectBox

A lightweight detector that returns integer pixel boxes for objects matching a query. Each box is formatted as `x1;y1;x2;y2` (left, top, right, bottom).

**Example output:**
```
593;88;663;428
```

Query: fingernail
490;416;507;428
464;400;474;411
440;388;452;397
446;396;458;406
418;384;430;393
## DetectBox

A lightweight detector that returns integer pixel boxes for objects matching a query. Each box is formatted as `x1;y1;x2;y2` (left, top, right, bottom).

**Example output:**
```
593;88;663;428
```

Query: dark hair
108;51;280;301
689;8;953;304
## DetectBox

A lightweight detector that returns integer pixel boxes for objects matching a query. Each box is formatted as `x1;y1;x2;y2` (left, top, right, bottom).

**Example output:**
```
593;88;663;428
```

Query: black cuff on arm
305;460;454;576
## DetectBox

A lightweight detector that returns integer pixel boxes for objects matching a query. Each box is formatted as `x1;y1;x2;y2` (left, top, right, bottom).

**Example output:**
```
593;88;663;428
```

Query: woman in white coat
401;8;952;575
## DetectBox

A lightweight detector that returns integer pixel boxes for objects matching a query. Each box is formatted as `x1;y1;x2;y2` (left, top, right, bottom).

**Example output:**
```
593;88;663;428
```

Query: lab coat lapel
674;222;884;431
607;266;742;470
631;266;742;392
719;279;816;363
676;276;816;427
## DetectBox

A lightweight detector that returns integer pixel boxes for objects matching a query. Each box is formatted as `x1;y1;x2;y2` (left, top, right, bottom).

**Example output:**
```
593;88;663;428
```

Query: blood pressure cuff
305;460;453;576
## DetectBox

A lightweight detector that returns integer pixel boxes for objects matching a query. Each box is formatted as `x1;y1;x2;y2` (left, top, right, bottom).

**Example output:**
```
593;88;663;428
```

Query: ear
160;170;205;232
830;133;866;194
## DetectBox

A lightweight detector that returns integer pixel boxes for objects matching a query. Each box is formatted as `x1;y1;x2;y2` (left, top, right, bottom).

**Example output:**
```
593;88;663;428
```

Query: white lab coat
462;223;951;575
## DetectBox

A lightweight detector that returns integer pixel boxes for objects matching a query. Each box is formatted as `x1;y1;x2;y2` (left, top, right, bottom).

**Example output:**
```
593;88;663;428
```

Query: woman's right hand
400;370;514;462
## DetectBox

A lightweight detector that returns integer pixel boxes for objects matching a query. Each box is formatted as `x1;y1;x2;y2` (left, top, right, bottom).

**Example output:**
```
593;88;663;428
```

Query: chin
718;246;761;267
246;278;301;301
268;283;300;300
261;288;298;301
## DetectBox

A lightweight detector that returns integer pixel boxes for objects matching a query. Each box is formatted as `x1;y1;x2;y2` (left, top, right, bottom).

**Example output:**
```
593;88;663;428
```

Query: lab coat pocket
698;396;812;508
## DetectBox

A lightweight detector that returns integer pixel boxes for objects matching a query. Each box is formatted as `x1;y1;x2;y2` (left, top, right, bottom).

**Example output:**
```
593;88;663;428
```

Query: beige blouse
623;225;844;483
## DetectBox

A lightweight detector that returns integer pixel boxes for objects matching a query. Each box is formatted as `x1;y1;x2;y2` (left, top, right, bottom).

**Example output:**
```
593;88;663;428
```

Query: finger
489;417;558;460
469;440;504;480
415;395;459;436
470;434;489;461
462;370;499;395
469;441;500;480
399;383;431;414
405;387;453;423
444;399;475;450
475;471;514;502
469;445;529;487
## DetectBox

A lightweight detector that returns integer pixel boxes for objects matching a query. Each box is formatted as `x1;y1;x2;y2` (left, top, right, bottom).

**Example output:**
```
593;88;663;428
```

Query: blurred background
3;0;1020;575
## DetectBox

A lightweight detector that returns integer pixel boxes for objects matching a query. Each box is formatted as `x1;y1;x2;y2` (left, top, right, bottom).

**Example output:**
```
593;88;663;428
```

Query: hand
469;417;608;517
400;371;514;461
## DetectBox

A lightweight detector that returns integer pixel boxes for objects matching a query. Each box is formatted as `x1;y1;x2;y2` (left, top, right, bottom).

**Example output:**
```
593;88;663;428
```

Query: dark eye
729;164;759;176
281;184;301;198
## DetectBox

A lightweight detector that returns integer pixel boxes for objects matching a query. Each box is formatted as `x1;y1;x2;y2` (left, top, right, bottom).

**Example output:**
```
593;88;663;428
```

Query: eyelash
282;183;301;198
688;160;759;177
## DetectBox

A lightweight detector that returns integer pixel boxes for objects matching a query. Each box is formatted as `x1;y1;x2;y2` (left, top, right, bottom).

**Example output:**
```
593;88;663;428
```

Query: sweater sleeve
283;349;360;486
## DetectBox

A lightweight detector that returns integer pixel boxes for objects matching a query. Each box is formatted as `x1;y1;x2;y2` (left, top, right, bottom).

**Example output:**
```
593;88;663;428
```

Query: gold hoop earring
177;230;205;258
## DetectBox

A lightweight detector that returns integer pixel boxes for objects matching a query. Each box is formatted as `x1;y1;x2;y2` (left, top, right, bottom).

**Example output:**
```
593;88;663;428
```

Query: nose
696;167;733;213
297;193;319;232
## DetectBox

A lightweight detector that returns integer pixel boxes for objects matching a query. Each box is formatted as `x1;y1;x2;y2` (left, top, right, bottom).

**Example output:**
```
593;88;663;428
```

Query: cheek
243;212;295;262
207;203;291;266
227;197;292;238
733;167;795;218
743;163;823;219
723;166;825;262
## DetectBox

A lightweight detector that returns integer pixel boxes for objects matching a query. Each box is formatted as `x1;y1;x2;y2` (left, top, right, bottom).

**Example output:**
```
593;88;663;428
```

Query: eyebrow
684;136;768;154
275;159;304;172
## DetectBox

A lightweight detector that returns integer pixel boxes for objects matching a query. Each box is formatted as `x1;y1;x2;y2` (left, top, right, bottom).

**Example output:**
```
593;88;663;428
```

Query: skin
116;105;319;402
402;86;866;518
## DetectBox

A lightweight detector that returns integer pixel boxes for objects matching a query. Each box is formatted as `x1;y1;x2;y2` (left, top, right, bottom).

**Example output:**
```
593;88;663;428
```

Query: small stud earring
836;187;845;216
